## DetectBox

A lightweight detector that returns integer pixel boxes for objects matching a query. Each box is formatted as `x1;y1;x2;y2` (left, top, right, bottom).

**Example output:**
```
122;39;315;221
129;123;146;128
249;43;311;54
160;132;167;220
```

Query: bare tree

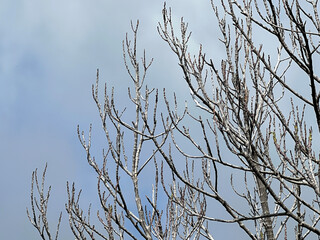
28;0;320;239
27;164;62;240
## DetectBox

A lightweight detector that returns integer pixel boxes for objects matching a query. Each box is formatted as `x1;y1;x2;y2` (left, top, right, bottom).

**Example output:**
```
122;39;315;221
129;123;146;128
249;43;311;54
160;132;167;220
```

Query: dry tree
28;1;320;239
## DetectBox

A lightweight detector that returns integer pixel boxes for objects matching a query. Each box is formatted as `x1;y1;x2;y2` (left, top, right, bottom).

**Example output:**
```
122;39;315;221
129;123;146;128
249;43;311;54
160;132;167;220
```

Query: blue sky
0;1;249;239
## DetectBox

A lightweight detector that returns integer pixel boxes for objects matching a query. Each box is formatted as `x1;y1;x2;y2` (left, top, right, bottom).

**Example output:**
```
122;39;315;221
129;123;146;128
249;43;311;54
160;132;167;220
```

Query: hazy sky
0;1;248;239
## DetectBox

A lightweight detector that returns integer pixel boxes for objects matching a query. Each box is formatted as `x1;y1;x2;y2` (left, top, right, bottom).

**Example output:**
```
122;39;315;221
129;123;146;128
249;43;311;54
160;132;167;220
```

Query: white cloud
0;1;230;238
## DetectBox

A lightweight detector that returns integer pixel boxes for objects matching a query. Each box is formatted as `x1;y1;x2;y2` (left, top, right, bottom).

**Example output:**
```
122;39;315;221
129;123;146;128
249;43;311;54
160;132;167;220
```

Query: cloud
0;0;231;238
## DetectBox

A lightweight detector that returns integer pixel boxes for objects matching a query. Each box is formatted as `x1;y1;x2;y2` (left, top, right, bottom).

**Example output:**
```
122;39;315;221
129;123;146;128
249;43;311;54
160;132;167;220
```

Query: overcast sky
0;1;251;239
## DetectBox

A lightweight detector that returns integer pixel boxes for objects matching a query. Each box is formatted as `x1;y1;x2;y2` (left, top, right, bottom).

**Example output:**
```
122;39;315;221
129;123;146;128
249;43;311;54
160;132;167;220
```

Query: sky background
0;0;269;239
